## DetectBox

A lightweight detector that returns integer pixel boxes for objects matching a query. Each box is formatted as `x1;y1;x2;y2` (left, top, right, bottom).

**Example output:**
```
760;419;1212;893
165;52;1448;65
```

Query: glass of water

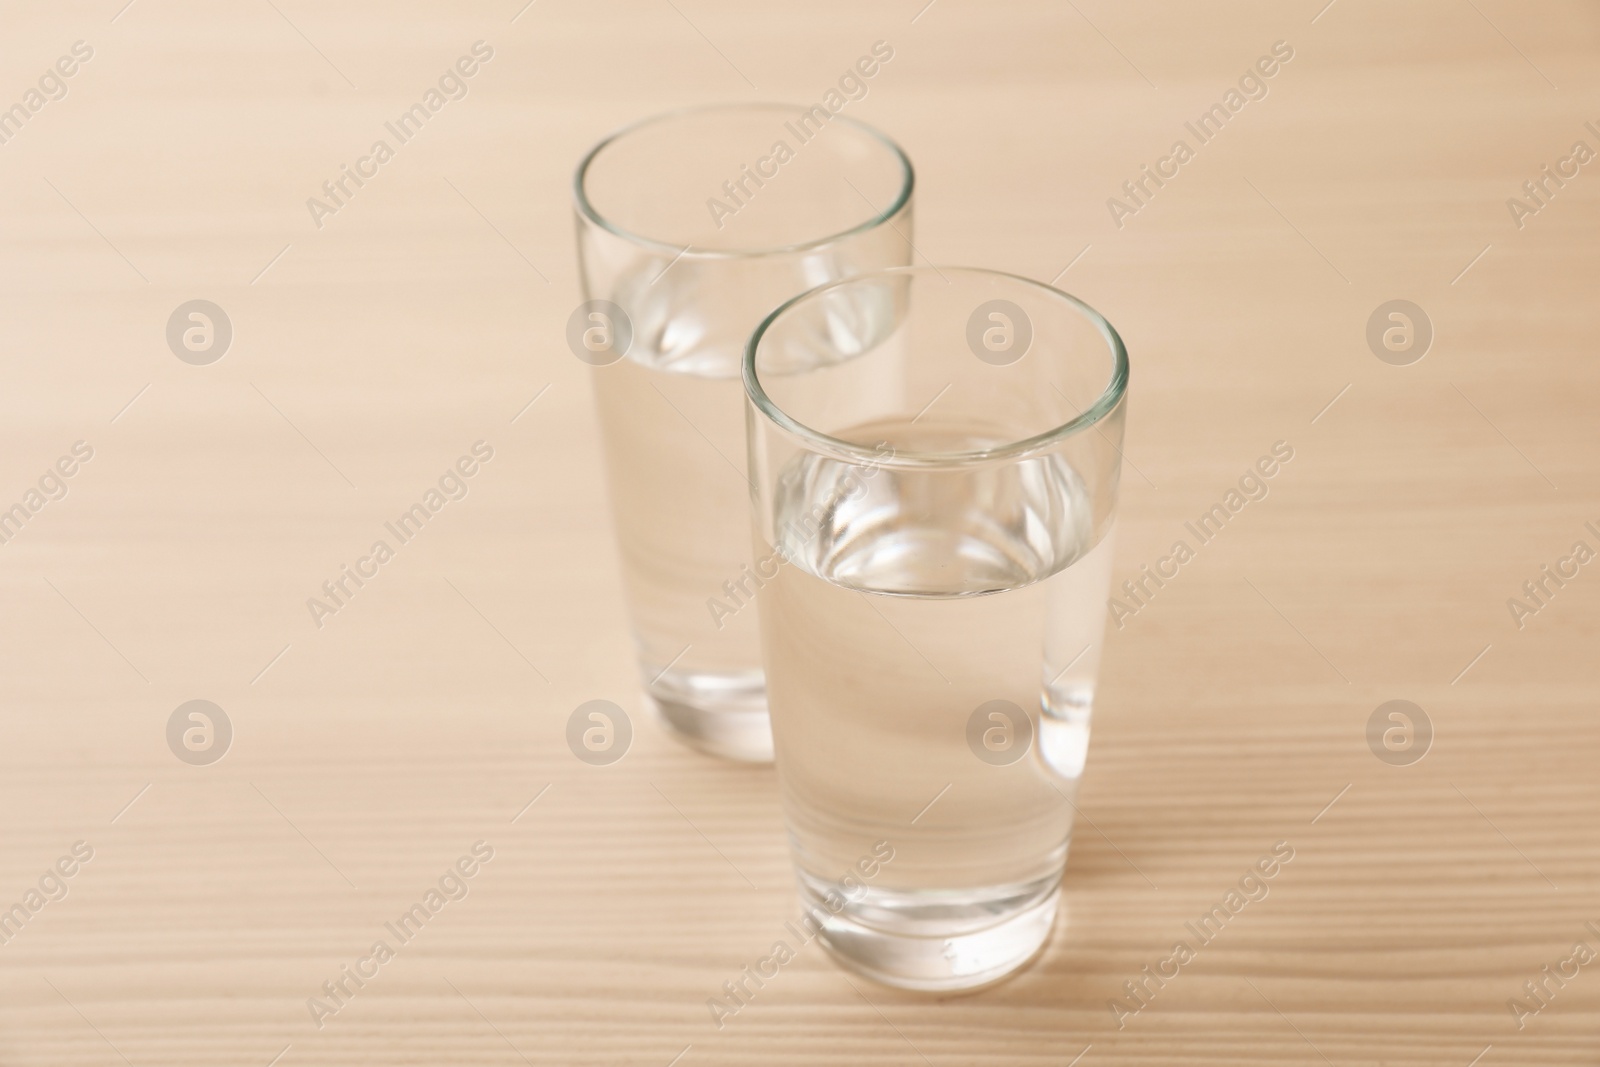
744;267;1128;989
573;104;913;762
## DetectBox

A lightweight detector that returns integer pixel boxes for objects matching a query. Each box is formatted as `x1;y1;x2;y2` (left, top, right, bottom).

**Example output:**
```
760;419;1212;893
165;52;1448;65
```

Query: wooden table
2;1;1597;1063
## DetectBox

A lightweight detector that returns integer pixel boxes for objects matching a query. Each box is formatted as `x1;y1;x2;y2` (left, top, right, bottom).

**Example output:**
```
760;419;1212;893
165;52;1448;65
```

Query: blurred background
1;1;1597;1063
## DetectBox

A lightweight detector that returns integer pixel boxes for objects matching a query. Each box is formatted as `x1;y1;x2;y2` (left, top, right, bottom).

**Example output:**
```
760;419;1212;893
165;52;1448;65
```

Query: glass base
645;664;772;763
795;870;1060;992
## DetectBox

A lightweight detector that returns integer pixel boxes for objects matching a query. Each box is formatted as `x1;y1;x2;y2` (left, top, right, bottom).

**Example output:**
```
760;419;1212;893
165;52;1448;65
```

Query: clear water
760;416;1114;987
587;254;901;761
590;354;769;760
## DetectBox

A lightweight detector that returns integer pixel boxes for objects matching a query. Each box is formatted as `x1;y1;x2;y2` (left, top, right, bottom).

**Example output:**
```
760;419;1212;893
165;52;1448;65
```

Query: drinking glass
744;267;1128;989
573;104;913;762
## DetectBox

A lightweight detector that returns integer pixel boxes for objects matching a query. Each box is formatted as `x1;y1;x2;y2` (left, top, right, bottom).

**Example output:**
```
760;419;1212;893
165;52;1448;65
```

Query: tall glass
574;104;913;762
744;267;1127;989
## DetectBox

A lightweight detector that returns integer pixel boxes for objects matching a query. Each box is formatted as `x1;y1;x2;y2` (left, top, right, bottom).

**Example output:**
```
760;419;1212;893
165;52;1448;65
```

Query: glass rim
744;266;1130;470
572;101;915;259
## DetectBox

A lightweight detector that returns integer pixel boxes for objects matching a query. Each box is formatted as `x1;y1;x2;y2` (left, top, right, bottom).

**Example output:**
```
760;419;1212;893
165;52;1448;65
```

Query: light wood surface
2;1;1598;1063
